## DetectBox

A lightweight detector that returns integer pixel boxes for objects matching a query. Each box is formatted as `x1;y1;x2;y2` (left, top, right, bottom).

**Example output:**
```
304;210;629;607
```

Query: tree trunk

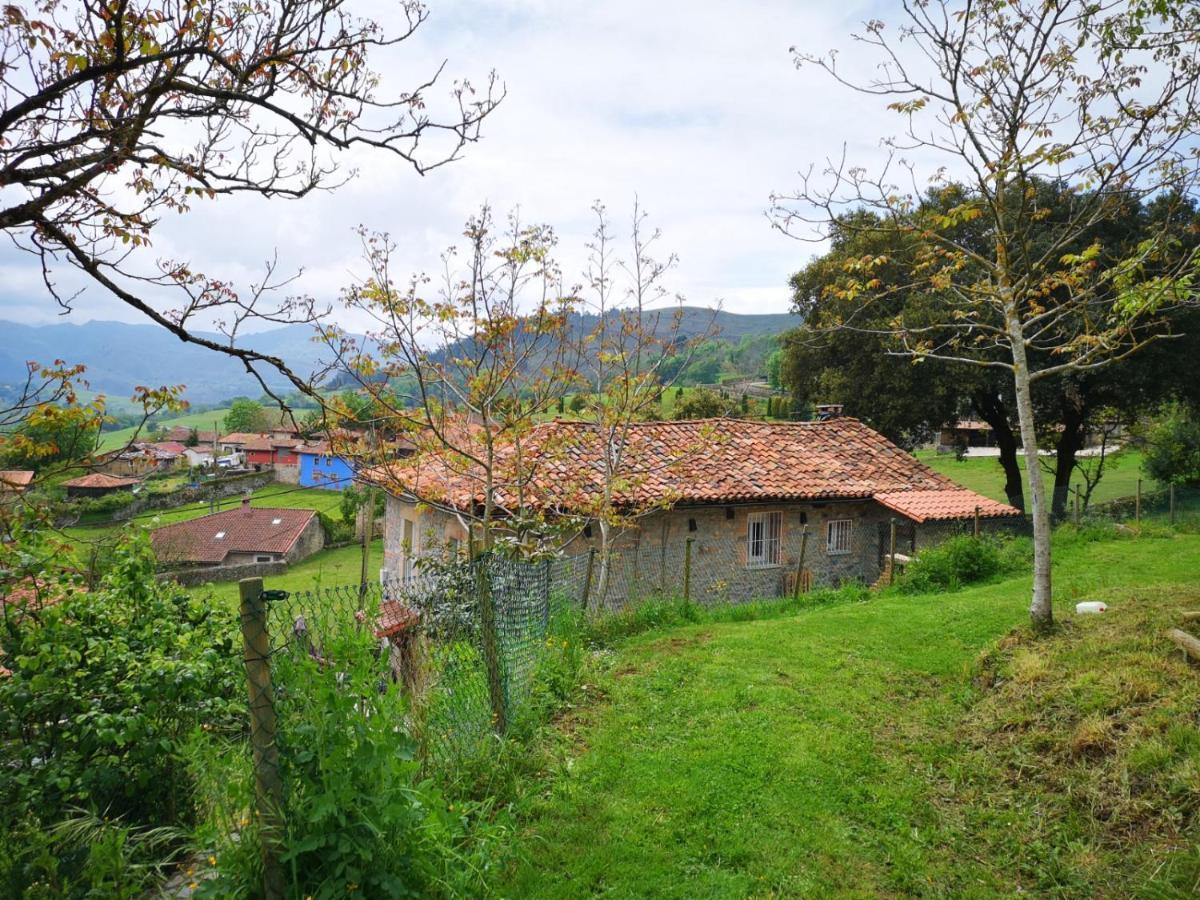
593;518;612;614
1051;409;1086;522
1051;398;1089;525
972;389;1025;511
1007;317;1053;633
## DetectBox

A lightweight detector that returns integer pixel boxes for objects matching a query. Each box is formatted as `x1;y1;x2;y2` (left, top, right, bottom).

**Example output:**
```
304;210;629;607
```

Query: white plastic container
1075;601;1108;615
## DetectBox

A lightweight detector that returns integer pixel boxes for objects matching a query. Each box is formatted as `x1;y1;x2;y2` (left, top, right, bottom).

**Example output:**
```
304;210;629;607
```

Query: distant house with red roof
368;416;1021;600
150;500;323;568
0;470;34;494
63;472;141;498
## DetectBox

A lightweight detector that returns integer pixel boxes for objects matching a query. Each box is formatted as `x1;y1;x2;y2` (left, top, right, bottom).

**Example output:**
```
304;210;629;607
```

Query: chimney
242;493;252;515
816;403;844;421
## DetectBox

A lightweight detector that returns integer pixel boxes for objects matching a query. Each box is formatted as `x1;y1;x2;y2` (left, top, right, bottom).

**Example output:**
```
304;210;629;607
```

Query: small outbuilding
150;500;324;568
63;472;141;498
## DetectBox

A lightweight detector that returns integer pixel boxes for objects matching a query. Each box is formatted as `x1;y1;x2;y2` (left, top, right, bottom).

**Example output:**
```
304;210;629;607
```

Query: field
97;406;234;450
186;539;384;608
919;447;1153;506
62;482;347;566
501;531;1200;896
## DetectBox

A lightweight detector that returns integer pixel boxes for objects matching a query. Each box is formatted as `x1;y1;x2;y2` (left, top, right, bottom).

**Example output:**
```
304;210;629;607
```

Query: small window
271;518;282;525
256;555;272;563
827;519;853;555
583;523;593;538
746;511;782;568
214;531;226;540
688;517;697;533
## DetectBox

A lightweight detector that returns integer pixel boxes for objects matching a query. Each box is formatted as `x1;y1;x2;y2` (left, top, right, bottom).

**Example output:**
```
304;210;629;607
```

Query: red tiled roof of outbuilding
150;505;316;564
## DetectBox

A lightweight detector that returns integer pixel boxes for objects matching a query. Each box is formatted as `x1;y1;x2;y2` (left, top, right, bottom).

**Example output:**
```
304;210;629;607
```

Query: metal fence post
474;560;507;735
1170;483;1176;525
792;525;809;600
238;577;285;900
581;547;596;611
683;538;693;603
1073;487;1081;526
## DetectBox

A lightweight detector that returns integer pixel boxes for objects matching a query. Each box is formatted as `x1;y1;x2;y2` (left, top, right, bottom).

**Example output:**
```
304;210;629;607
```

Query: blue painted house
297;442;355;490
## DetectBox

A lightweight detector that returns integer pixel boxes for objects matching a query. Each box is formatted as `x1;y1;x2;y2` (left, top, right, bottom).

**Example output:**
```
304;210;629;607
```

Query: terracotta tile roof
0;470;34;492
219;432;263;445
150;441;188;455
365;417;1021;521
163;426;217;443
62;472;141;489
874;489;1019;523
376;600;420;638
150;505;317;564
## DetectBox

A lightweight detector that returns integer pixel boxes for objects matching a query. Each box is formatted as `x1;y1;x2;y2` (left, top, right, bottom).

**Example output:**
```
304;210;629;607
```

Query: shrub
898;534;1012;594
1140;401;1200;486
0;529;241;893
318;510;354;544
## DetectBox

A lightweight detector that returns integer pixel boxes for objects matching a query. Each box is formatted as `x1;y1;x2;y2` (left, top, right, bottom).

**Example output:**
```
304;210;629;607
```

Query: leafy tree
223;398;268;434
1;0;500;397
184;427;199;448
766;349;784;389
674;388;734;420
569;393;588;414
1141;403;1200;486
773;1;1200;630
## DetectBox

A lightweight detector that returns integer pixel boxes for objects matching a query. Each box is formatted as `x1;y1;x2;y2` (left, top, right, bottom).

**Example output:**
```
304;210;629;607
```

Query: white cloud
0;0;901;330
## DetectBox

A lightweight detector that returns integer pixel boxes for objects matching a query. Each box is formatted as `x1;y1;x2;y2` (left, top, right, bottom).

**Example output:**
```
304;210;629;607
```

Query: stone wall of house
159;559;289;587
560;500;895;607
286;515;326;563
382;495;469;578
274;462;301;485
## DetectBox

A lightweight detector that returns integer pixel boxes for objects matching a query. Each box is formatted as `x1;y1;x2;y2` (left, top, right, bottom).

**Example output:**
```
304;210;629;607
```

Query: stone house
149;500;324;568
367;417;1020;605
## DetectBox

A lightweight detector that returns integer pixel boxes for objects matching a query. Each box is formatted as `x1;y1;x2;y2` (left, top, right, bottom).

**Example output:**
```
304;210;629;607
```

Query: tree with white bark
771;0;1200;632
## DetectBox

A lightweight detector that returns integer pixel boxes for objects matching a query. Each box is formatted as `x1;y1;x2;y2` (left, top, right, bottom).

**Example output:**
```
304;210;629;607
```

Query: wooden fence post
1136;478;1142;524
683;538;693;603
973;505;981;539
792;526;810;600
888;518;898;586
1170;483;1176;526
238;578;286;900
581;547;596;611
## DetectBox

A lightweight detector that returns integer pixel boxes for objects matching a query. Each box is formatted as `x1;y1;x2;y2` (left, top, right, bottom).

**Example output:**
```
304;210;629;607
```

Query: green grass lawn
500;531;1200;896
185;539;384;608
97;406;233;450
61;483;346;567
919;447;1154;506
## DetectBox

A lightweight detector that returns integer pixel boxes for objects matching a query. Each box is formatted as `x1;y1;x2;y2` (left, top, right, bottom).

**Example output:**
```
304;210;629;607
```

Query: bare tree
570;201;716;608
772;0;1200;631
324;208;578;549
1;0;501;402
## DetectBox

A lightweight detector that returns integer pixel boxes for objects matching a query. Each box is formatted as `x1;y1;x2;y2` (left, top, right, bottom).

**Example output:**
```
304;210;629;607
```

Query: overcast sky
1;0;896;329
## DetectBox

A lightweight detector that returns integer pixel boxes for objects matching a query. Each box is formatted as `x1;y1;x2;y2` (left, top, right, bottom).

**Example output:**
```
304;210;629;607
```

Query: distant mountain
0;308;801;404
0;320;345;404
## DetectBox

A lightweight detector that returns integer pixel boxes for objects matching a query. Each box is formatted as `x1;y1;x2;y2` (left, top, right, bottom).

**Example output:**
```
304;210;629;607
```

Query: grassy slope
97;407;233;450
919;447;1153;506
502;532;1200;897
185;539;384;608
62;483;346;567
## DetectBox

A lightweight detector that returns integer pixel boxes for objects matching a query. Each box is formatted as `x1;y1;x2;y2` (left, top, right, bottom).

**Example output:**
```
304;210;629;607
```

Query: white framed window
746;511;783;568
827;519;853;555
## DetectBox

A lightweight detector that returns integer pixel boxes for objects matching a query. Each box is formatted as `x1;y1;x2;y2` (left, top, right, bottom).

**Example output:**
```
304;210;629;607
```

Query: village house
296;441;355;490
368;417;1020;604
161;426;218;445
150;500;324;568
62;472;141;498
0;470;34;495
